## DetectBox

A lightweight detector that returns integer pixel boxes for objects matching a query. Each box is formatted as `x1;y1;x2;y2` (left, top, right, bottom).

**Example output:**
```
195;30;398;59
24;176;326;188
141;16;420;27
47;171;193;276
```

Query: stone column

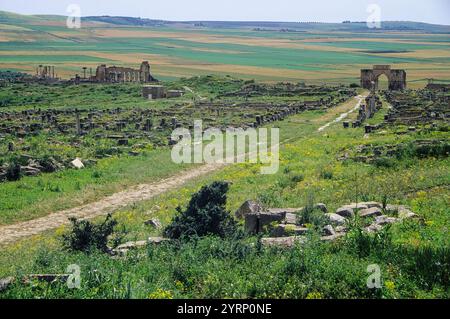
75;112;81;135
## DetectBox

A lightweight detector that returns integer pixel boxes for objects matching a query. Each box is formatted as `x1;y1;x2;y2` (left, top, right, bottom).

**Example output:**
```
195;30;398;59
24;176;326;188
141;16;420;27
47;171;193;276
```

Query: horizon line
1;10;449;27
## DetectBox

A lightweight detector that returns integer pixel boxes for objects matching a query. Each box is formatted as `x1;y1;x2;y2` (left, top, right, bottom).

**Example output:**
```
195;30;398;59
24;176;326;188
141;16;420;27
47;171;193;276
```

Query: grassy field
0;76;355;225
0;93;448;298
0;11;449;85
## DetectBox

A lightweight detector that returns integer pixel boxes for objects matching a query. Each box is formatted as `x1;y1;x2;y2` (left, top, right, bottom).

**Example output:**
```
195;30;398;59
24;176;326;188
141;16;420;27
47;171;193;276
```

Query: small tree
62;213;117;253
164;181;237;240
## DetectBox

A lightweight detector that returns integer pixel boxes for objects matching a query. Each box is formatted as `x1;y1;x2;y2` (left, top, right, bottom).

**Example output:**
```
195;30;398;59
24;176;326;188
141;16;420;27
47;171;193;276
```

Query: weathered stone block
335;207;354;218
0;277;14;292
358;201;382;208
314;203;328;213
285;213;297;225
342;203;368;210
375;215;399;225
323;225;336;236
70;158;84;169
245;212;286;234
359;207;383;218
144;218;162;228
325;213;346;225
270;224;308;237
261;236;306;248
235;200;263;219
365;223;383;233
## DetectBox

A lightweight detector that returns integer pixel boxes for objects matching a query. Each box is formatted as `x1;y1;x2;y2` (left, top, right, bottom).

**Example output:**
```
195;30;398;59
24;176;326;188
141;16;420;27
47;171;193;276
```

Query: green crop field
1;11;450;85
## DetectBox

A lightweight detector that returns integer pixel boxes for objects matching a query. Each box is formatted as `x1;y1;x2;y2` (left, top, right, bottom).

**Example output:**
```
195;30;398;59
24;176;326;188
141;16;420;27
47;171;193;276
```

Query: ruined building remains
361;65;406;91
357;94;382;125
142;85;184;99
426;79;450;92
36;65;57;79
91;61;156;83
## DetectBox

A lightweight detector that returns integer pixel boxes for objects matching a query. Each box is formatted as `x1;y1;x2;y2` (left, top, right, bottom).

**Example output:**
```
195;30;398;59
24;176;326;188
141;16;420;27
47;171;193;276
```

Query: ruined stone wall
387;70;407;91
95;65;107;82
93;61;155;83
426;83;450;92
360;70;374;89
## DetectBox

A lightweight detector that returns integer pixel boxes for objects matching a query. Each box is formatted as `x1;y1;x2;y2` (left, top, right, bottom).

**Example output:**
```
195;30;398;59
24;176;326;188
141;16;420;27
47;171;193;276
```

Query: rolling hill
0;10;449;85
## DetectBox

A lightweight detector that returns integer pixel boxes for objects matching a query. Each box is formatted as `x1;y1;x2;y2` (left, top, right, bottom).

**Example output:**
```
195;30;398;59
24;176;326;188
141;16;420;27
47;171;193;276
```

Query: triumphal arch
361;65;406;91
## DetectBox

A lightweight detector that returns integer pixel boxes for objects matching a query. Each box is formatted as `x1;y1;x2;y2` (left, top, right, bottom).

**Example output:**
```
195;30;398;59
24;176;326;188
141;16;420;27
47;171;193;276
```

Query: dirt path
183;86;206;101
0;163;225;245
317;94;366;132
0;95;364;245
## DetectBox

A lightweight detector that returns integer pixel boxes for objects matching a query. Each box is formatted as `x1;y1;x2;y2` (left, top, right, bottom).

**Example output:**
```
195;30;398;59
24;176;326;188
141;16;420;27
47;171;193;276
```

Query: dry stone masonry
237;200;419;248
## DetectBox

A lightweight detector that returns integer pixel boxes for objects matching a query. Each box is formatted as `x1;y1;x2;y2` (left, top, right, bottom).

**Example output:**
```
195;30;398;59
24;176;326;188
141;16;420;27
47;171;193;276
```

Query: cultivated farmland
1;11;450;86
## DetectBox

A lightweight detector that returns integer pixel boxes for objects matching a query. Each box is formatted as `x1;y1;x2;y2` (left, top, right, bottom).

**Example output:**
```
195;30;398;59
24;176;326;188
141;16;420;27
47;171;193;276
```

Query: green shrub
6;161;22;181
373;157;396;168
345;222;392;258
414;142;449;158
319;169;333;180
37;155;60;173
92;171;102;178
395;246;450;288
297;207;329;229
290;173;305;183
164;181;238;240
62;213;117;253
283;166;291;174
296;193;329;228
257;185;283;207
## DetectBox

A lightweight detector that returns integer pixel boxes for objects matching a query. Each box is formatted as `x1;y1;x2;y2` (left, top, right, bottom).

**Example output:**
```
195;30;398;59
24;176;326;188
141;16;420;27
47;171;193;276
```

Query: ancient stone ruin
0;82;357;183
338;139;449;164
344;93;382;131
142;85;184;99
361;65;406;91
35;65;57;80
236;200;419;248
382;89;449;126
73;61;157;84
426;79;450;92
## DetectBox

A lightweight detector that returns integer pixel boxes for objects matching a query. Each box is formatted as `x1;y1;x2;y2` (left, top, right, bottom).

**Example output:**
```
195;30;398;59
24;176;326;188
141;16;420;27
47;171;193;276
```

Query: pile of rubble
0;155;85;182
111;236;169;257
338;139;449;164
343;93;382;130
382;89;449;126
220;82;356;101
236;200;419;248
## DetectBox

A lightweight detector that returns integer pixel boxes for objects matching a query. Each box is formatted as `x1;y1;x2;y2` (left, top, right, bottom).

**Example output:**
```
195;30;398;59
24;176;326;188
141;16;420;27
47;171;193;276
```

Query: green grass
1;233;448;299
0;77;352;225
0;93;448;298
0;150;193;225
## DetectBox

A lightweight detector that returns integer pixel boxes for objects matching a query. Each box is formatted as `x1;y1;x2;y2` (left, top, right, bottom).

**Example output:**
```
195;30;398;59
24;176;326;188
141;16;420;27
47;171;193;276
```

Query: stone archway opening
376;73;389;91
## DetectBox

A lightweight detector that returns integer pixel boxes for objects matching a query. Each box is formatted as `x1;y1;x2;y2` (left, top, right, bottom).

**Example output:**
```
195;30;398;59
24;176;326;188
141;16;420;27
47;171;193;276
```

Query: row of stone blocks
236;200;419;248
